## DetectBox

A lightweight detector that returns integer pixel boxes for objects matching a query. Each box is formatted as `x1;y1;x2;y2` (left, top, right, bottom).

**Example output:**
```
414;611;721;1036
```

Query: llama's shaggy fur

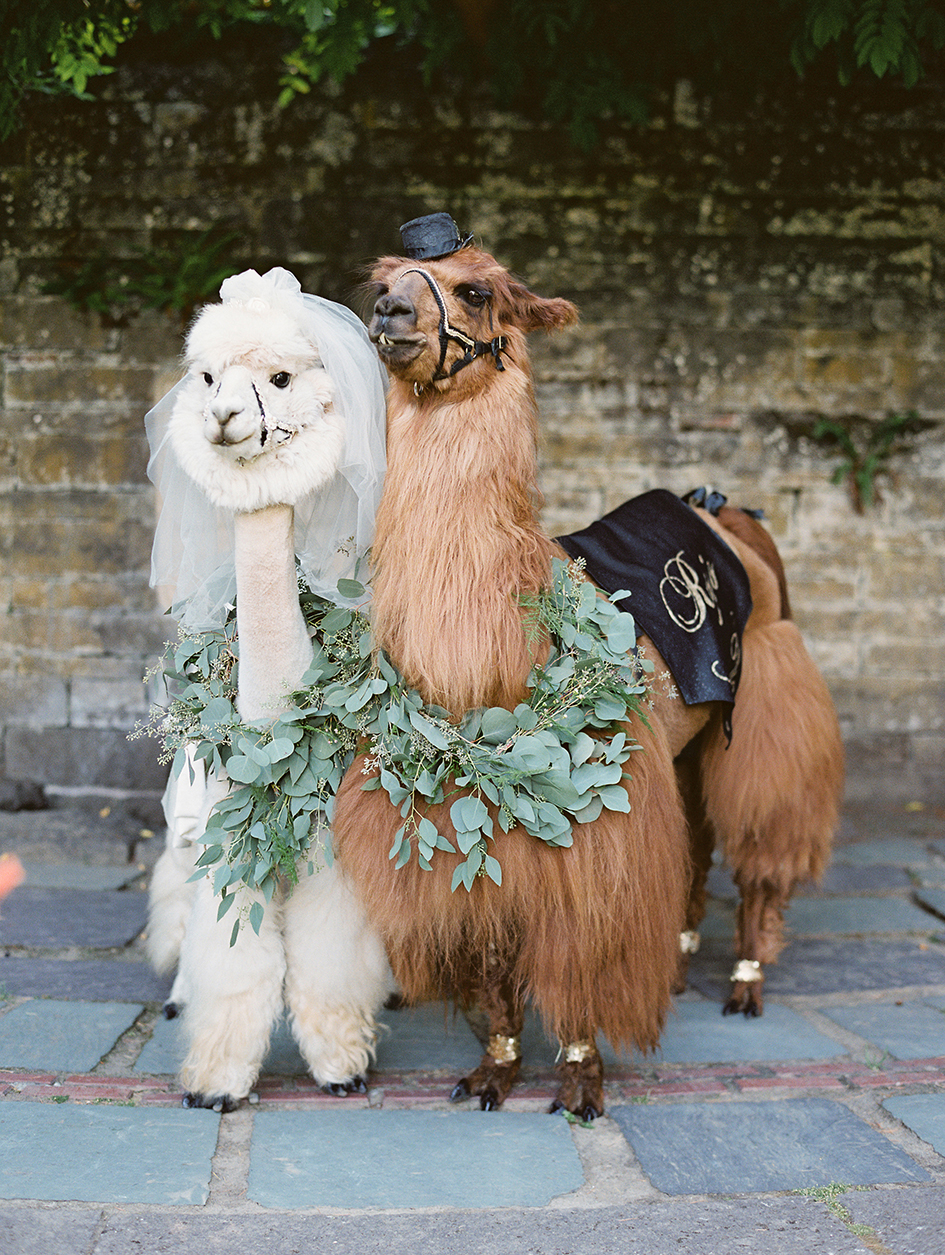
330;245;843;1118
146;293;392;1111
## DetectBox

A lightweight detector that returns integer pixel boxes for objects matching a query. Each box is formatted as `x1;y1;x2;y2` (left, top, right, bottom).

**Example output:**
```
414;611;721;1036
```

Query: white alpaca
144;268;393;1111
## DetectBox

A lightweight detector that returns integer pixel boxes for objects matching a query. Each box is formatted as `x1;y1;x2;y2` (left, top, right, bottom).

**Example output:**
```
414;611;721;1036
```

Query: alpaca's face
168;302;344;512
367;250;578;392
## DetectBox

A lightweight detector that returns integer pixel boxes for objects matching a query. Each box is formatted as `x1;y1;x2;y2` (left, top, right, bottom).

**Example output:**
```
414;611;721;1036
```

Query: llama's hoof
384;992;407;1011
318;1075;368;1097
181;1090;240;1113
449;1078;471;1103
548;1097;601;1122
723;980;764;1017
162;1001;179;1020
479;1087;499;1111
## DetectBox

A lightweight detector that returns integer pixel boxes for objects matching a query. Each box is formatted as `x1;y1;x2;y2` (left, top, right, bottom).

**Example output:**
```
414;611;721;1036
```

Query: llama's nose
372;291;416;337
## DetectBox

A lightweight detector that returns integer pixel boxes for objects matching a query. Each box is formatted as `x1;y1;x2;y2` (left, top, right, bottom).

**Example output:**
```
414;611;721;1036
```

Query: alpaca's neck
371;371;554;714
233;505;312;722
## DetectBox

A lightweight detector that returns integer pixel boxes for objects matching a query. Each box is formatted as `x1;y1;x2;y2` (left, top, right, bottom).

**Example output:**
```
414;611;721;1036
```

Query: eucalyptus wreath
141;557;655;940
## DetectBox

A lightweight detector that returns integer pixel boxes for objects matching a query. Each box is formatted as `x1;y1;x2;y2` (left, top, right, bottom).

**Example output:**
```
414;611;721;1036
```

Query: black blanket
557;489;753;735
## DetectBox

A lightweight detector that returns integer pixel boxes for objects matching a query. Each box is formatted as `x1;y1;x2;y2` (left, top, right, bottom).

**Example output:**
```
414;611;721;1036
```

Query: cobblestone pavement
0;801;942;1254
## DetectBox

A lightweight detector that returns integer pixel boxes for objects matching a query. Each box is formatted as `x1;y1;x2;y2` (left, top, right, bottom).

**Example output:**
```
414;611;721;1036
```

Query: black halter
402;268;507;385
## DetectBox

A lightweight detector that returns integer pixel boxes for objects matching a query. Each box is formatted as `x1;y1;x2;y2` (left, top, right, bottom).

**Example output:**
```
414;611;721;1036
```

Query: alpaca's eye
271;372;291;389
202;372;214;386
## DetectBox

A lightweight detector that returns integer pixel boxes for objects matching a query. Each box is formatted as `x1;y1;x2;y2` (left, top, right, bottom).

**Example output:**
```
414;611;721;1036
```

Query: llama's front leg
282;859;393;1095
145;840;199;1019
550;1036;605;1122
450;965;524;1111
723;874;788;1017
177;877;286;1111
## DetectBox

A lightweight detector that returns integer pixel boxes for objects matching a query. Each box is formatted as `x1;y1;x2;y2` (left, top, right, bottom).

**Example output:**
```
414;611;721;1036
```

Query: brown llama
332;215;844;1119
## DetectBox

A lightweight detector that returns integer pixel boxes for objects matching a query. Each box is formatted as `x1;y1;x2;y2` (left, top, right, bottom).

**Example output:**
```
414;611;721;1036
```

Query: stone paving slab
248;1108;584;1209
0;1104;218;1204
18;861;142;891
0;1197;878;1255
0;1206;103;1255
883;1094;945;1158
800;862;916;894
0;957;170;1003
0;888;147;948
837;840;936;868
0;1000;141;1072
915;886;945;920
687;938;945;999
784;896;936;935
839;1185;945;1255
610;1001;845;1066
822;1001;945;1060
610;1098;931;1196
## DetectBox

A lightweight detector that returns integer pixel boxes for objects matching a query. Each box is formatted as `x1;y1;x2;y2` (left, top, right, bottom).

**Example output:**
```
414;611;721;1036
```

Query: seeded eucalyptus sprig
141;558;653;939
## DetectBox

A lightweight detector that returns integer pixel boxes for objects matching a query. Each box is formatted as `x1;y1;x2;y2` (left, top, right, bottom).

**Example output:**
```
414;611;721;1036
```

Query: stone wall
1;41;943;809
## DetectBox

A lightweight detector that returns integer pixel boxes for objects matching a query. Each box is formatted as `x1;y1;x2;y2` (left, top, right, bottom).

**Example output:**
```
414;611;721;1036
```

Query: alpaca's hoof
181;1090;240;1113
318;1075;368;1097
163;1001;180;1020
449;1078;471;1103
384;992;407;1011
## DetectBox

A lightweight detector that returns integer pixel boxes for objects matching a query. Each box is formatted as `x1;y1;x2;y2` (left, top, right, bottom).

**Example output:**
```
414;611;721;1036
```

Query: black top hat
399;213;474;261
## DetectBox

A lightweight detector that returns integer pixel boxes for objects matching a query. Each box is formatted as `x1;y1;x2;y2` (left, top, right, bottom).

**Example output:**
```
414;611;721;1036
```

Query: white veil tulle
145;268;388;631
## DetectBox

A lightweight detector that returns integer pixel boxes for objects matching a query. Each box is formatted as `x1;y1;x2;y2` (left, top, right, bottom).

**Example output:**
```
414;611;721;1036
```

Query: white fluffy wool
169;301;344;512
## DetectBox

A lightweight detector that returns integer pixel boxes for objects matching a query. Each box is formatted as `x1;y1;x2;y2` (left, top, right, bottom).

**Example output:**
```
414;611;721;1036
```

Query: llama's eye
271;372;292;389
202;372;214;386
458;286;487;308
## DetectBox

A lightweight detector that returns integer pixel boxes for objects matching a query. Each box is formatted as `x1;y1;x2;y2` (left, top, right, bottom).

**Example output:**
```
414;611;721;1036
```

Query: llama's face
367;250;578;391
168;302;344;512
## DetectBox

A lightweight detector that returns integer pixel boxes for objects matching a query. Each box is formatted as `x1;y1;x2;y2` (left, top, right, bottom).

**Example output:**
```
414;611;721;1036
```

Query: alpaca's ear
504;281;579;333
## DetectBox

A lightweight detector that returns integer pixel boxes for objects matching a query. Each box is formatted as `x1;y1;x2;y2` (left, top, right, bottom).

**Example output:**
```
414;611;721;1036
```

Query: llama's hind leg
673;743;715;994
723;874;789;1016
283;859;392;1094
702;619;844;1016
450;965;524;1111
177;877;285;1111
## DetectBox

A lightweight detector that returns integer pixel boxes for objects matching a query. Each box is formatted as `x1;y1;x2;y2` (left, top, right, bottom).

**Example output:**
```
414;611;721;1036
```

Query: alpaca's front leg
145;840;199;1018
177;876;286;1111
450;964;524;1111
283;858;392;1093
723;874;788;1017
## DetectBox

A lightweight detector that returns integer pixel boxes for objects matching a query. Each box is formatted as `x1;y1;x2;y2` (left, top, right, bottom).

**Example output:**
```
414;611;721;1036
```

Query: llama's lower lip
373;335;425;365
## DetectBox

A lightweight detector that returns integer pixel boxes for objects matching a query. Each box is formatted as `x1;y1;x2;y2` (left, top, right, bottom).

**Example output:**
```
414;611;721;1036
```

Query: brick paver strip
0;1104;218;1203
0;1000;142;1072
248;1108;584;1209
883;1093;945;1157
610;1097;931;1195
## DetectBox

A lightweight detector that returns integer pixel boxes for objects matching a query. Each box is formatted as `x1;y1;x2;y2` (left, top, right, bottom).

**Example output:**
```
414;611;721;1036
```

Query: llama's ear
504;281;579;333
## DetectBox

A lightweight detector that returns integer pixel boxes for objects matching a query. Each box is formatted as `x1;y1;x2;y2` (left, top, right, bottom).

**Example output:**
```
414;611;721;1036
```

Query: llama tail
702;617;844;921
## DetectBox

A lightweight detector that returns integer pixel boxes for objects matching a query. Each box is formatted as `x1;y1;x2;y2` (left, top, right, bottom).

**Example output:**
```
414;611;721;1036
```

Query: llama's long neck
370;368;554;715
233;505;312;722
